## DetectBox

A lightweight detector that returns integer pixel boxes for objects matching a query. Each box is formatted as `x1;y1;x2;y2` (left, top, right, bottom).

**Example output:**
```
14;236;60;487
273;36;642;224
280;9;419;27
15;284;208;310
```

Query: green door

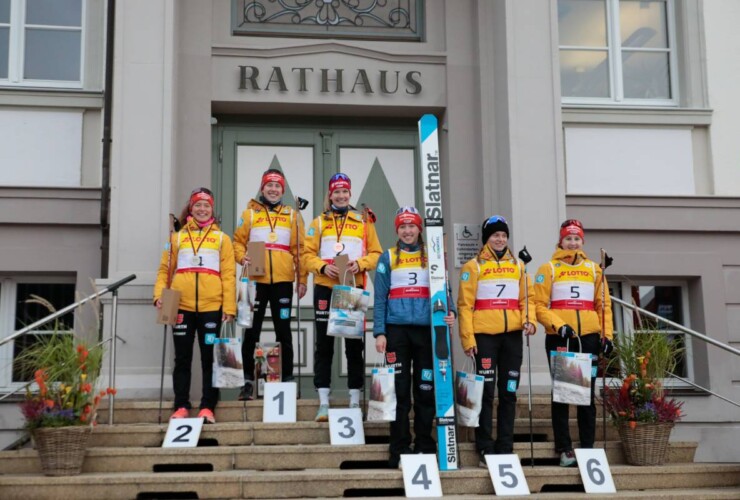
214;122;421;399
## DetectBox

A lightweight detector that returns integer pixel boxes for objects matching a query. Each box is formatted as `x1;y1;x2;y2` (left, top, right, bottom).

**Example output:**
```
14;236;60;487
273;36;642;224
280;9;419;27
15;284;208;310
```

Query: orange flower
676;409;681;417
618;411;627;417
629;421;637;430
106;387;117;396
45;399;55;409
77;345;85;353
94;395;101;405
81;383;92;393
82;405;91;414
80;414;88;423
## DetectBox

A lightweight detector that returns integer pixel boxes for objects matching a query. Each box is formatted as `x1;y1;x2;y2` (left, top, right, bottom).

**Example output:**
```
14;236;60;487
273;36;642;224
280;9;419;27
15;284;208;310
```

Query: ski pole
518;246;534;468
360;204;374;417
158;214;180;425
293;196;309;399
599;248;613;447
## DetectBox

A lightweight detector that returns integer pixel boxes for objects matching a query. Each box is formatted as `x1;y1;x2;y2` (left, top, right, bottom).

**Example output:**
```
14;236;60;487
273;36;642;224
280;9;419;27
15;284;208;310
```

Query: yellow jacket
303;208;382;288
233;200;307;285
534;247;613;339
457;247;535;351
153;220;236;315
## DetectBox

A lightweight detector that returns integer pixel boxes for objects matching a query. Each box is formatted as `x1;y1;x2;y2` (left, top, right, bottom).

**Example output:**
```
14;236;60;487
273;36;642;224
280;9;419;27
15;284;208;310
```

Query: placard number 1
272;391;284;415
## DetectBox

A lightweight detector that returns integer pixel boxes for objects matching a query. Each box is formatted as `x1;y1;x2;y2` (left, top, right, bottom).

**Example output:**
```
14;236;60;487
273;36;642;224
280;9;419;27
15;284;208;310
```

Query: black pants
474;331;523;454
386;324;436;456
313;284;364;389
172;309;221;411
545;333;601;453
241;281;294;381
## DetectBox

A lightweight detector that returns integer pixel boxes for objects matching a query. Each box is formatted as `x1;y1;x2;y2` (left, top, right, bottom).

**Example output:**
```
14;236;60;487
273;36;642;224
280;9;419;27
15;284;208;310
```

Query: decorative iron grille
232;0;423;41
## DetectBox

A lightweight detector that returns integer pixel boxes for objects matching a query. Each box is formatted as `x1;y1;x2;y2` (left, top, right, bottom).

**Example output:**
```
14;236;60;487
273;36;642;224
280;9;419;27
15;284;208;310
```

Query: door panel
216;123;419;396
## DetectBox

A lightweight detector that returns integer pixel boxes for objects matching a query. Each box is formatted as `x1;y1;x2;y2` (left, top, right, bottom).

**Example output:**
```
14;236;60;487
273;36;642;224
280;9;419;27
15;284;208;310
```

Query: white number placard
575;448;616;493
263;382;297;423
162;417;203;448
400;454;443;498
485;454;530;496
328;408;365;445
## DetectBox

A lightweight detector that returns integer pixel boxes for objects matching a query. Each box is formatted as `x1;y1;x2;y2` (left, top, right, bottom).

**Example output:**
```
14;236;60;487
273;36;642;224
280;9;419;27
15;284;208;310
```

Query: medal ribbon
331;212;347;245
261;203;282;236
186;223;213;257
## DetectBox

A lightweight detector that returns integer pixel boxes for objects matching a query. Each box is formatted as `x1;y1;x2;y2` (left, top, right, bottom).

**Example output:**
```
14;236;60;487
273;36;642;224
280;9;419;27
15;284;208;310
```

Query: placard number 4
412;464;432;490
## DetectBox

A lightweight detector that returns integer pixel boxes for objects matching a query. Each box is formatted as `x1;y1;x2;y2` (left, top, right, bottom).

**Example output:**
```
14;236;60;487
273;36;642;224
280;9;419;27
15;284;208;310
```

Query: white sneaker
315;404;329;422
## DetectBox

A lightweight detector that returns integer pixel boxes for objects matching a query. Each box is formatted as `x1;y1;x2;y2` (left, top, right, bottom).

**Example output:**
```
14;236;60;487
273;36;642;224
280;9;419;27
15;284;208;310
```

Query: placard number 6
338;416;356;439
587;458;605;485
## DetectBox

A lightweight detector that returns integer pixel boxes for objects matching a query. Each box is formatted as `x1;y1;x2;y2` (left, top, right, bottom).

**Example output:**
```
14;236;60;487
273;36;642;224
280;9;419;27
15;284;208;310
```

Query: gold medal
268;231;278;243
334;242;344;253
191;255;201;266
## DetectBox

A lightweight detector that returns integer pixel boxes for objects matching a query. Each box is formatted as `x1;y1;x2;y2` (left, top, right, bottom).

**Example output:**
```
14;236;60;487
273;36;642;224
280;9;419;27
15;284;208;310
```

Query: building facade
1;0;738;461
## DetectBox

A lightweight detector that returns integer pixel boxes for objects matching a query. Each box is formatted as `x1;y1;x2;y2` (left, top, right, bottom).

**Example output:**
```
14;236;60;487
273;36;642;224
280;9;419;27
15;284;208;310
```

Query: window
0;277;76;387
610;281;692;383
558;0;677;105
0;0;84;87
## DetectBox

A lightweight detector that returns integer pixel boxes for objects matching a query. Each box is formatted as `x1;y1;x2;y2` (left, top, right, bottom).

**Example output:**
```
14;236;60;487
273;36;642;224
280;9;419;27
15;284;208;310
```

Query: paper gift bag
367;367;397;422
455;368;485;427
550;346;594;406
212;322;245;389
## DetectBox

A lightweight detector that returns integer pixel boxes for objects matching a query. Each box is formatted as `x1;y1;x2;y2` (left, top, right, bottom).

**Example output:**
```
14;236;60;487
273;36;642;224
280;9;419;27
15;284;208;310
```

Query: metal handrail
611;295;740;408
0;274;136;349
611;296;740;357
0;274;136;424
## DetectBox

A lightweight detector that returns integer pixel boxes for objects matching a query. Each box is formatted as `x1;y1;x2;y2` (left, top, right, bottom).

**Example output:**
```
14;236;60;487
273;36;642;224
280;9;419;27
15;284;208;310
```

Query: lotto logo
176;314;184;324
386;352;397;364
481;358;492;370
318;300;328;310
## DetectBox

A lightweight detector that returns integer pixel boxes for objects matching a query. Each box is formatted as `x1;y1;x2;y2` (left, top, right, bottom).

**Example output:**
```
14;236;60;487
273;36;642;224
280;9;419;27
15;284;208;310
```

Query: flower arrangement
602;331;684;428
17;332;114;430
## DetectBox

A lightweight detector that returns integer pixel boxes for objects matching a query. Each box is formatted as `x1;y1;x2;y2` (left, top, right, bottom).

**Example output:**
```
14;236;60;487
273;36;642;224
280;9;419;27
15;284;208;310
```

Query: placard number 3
337;416;356;439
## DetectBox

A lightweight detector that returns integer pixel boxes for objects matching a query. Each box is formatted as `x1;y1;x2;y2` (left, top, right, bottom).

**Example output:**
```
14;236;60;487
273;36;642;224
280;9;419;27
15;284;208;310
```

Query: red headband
261;172;285;191
329;177;351;195
395;211;423;232
189;191;214;209
559;224;584;242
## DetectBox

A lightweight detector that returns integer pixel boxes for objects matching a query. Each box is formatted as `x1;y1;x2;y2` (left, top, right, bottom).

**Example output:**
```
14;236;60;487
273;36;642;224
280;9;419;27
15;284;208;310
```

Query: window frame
0;0;86;89
0;275;76;389
611;279;694;388
559;0;679;107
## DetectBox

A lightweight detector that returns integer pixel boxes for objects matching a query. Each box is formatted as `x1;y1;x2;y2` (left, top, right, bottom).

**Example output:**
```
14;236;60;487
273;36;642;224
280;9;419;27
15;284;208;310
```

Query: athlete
534;219;613;467
153;187;236;424
233;169;306;400
457;215;535;464
303;173;382;422
374;207;456;468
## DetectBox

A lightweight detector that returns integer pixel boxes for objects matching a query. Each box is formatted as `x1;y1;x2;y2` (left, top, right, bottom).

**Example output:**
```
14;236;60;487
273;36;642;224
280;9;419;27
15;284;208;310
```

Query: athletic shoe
478;448;495;468
237;381;254;401
170;407;189;419
315;404;329;422
560;450;577;467
198;408;216;424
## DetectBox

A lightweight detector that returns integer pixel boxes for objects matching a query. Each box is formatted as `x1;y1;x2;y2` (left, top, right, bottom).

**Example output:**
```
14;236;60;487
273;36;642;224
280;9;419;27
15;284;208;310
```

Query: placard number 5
498;463;518;488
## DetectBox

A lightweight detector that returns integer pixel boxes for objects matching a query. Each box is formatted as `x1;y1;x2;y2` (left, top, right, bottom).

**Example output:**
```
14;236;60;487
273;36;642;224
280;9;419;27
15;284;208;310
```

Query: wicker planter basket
32;425;92;476
617;421;674;466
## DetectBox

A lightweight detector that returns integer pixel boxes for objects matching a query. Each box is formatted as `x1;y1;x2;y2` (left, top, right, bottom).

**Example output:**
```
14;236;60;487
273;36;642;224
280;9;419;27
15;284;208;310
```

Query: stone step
70;418;620;448
100;396;602;424
0;464;738;499
0;441;698;474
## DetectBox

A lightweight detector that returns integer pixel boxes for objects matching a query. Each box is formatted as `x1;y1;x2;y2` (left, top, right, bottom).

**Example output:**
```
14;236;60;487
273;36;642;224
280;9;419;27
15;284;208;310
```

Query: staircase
1;397;739;499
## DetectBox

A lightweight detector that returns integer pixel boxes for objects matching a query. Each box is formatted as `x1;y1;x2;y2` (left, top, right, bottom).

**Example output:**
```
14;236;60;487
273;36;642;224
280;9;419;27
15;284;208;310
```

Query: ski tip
419;114;438;142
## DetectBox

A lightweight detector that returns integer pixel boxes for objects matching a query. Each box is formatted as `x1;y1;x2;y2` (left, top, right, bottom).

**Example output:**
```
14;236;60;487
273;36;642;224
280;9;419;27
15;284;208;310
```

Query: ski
418;114;458;471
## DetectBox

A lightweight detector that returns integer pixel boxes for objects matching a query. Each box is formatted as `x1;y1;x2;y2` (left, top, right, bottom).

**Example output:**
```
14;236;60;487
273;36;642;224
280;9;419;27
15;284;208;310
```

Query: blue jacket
373;242;456;337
